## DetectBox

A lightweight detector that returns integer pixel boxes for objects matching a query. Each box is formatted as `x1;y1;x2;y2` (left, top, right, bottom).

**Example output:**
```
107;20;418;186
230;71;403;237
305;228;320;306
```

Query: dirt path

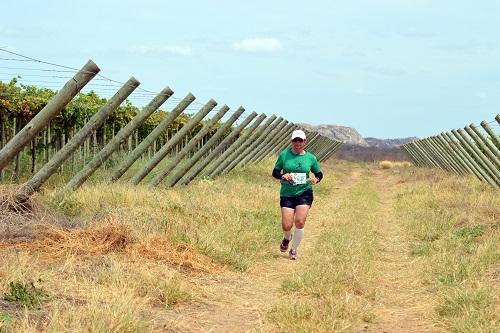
156;167;444;333
357;170;444;333
156;168;363;332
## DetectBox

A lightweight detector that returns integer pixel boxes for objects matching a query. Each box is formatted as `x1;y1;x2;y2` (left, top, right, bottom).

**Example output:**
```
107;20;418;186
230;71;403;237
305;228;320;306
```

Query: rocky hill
301;123;418;161
299;123;368;146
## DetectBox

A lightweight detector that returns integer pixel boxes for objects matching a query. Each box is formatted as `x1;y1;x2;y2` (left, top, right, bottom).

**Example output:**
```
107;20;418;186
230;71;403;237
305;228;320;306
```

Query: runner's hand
281;173;293;182
308;176;319;185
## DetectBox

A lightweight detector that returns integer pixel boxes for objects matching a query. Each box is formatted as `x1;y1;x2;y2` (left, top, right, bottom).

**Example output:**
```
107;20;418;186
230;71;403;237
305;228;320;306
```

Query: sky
1;0;500;139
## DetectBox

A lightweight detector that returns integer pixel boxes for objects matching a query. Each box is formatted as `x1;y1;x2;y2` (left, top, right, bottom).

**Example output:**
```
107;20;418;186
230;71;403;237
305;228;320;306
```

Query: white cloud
129;45;192;57
232;37;283;52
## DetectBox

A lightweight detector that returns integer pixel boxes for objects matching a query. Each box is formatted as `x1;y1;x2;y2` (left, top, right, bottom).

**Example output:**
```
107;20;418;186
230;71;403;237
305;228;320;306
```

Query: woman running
272;129;323;260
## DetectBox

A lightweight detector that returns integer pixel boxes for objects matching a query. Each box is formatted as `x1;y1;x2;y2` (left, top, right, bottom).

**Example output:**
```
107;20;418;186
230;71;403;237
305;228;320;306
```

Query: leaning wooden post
309;135;328;155
318;140;337;162
435;135;471;175
310;135;327;158
304;132;320;149
317;138;336;161
148;105;230;187
452;130;499;186
427;137;462;175
319;141;339;162
400;145;417;165
403;143;425;167
253;123;299;163
244;119;289;165
464;125;500;171
204;114;272;178
469;124;500;161
457;128;500;183
217;116;281;176
57;80;189;198
417;139;444;169
165;107;246;187
421;138;451;172
131;99;217;185
268;125;300;157
435;134;471;175
443;132;487;182
22;77;140;195
480;119;500;149
110;92;195;182
410;141;437;168
0;60;99;170
310;135;327;155
233;117;285;168
318;141;338;162
181;112;259;186
252;122;295;163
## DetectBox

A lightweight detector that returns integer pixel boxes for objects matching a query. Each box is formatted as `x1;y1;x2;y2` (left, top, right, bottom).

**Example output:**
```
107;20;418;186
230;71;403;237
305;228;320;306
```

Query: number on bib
291;173;307;185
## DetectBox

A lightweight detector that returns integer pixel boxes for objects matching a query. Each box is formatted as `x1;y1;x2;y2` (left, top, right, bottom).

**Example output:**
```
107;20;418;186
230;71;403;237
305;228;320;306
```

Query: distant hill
299;124;368;146
364;137;418;149
300;123;418;161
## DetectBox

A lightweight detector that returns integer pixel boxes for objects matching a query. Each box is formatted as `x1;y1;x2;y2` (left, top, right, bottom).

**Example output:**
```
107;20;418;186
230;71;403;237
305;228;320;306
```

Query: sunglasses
292;138;304;143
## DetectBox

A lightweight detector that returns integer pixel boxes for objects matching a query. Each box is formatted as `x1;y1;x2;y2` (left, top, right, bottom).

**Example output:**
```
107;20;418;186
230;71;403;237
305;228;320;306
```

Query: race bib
291;173;307;185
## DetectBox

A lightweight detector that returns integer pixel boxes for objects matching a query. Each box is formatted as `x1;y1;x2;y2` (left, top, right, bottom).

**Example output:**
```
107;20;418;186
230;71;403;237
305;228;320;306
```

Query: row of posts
401;115;500;188
0;59;343;200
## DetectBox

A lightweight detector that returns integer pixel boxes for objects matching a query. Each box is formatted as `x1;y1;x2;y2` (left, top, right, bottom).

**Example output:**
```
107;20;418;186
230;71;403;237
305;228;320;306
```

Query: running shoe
280;238;291;252
289;249;298;260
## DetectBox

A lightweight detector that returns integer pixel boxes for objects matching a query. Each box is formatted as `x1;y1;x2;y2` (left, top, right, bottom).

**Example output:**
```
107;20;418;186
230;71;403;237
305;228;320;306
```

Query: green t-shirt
274;148;321;197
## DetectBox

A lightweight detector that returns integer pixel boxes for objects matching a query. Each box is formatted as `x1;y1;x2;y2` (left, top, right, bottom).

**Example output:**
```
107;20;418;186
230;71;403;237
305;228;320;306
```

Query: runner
272;129;323;260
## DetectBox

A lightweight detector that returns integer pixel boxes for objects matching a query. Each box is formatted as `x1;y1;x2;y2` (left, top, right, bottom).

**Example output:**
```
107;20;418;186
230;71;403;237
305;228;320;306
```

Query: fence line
401;115;500;187
0;53;342;199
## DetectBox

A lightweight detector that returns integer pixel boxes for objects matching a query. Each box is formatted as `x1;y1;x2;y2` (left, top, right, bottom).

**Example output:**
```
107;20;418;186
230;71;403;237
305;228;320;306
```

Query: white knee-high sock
291;228;304;250
283;230;292;240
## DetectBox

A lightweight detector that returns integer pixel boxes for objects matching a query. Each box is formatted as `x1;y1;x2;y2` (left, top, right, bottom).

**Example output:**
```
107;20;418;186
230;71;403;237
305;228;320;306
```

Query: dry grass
268;174;379;332
1;159;496;332
15;219;133;262
0;160;281;332
394;167;500;332
379;160;394;169
379;160;412;169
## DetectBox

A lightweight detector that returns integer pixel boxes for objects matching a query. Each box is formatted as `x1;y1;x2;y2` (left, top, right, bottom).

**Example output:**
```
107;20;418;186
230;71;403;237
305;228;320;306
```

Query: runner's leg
281;207;295;240
291;204;310;250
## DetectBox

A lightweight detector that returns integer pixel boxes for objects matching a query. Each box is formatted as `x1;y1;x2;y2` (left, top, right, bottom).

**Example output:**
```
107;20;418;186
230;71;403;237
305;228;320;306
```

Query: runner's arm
272;168;283;180
313;171;323;182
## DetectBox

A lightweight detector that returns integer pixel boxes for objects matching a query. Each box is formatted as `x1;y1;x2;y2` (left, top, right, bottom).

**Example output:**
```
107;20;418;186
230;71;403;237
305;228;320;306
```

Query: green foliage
0;313;13;333
3;280;48;309
455;225;485;239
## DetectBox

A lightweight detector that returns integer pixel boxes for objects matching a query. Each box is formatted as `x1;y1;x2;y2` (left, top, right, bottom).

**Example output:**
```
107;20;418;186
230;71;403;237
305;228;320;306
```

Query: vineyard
0;50;499;333
0;50;341;197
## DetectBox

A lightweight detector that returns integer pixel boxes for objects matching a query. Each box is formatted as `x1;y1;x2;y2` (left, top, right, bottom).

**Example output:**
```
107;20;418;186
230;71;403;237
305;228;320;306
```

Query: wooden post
148;105;230;187
464;125;500;171
452;129;499;186
237;118;287;167
55;84;183;198
165;107;246;187
0;60;99;170
254;123;296;163
130;99;217;185
182;112;259;185
22;77;140;195
203;114;271;178
110;92;194;182
480;120;500;149
435;134;471;175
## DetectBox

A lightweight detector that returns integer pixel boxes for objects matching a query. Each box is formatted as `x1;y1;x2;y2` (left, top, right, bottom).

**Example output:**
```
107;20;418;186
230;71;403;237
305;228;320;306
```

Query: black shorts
280;189;314;209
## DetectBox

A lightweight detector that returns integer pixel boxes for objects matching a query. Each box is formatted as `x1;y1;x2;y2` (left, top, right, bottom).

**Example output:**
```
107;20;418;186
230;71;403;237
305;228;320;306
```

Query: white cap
291;129;306;140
